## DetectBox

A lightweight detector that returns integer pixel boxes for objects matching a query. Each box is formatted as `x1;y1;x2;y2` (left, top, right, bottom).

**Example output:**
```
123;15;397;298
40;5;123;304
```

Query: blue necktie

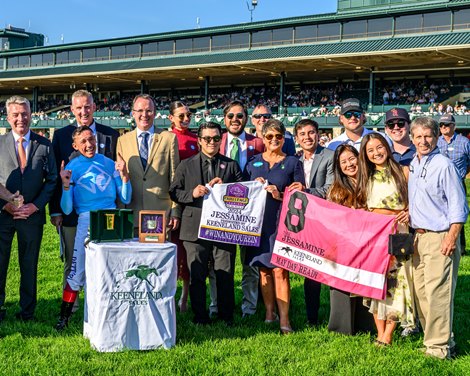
139;132;149;169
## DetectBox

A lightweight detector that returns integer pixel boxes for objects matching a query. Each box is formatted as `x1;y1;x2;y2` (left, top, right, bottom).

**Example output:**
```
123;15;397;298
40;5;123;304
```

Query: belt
415;228;436;234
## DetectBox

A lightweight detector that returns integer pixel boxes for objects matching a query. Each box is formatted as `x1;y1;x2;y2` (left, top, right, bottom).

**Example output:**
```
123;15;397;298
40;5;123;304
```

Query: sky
1;0;338;46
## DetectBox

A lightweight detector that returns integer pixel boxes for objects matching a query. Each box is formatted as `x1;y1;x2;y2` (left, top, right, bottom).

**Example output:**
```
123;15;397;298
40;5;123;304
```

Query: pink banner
271;190;395;300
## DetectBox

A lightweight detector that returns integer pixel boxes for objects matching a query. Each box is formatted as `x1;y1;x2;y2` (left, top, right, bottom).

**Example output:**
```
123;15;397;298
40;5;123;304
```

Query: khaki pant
413;231;460;359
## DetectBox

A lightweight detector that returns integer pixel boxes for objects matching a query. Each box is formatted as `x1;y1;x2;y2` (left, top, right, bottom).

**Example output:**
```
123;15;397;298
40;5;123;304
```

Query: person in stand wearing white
55;126;131;331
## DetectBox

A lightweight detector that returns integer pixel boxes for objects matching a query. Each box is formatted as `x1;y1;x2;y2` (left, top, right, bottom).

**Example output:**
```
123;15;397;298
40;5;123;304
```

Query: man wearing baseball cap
327;98;375;151
437;113;470;255
384;107;416;166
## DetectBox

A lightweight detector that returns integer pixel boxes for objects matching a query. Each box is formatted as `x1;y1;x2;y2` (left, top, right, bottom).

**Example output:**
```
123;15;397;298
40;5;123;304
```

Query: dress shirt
200;153;219;185
437;133;470;179
392;143;416;167
302;154;315;188
408;147;468;231
226;131;248;170
12;130;31;160
136;127;155;152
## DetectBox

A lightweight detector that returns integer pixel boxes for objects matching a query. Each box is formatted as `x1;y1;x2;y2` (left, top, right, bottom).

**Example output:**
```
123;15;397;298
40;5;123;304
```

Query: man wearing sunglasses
327;98;375;151
251;104;296;156
437;114;470;255
170;122;243;326
218;100;264;320
384;108;416;167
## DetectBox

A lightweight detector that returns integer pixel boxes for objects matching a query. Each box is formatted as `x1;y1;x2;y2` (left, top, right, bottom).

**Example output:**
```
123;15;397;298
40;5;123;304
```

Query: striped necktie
139;132;149;169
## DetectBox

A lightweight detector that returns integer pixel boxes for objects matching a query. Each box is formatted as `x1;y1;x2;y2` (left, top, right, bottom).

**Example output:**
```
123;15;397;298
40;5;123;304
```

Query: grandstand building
0;0;469;130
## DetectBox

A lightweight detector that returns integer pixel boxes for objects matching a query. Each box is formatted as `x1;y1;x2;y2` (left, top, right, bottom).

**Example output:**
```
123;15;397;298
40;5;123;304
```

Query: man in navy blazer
49;90;119;306
0;96;57;322
294;119;334;327
170;122;243;325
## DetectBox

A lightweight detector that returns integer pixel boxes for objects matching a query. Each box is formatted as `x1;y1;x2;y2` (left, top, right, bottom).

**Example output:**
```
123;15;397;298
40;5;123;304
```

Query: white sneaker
401;326;420;337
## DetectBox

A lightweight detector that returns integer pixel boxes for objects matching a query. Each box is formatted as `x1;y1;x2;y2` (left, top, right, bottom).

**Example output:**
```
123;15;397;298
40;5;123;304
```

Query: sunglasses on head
252;113;272;120
199;135;221;143
386;120;407;129
177;112;192;120
343;111;362;119
264;133;284;141
226;112;244;120
439;123;453;128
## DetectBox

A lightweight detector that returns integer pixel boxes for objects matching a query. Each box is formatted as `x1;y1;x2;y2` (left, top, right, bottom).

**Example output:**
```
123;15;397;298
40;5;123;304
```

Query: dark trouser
328;287;375;335
184;239;236;323
304;277;321;324
0;220;43;318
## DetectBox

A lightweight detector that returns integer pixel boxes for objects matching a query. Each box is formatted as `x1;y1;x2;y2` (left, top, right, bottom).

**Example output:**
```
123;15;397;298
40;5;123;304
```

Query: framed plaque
139;210;166;243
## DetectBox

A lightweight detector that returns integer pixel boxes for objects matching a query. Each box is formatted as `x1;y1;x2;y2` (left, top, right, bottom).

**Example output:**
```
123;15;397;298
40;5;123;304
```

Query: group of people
0;92;468;360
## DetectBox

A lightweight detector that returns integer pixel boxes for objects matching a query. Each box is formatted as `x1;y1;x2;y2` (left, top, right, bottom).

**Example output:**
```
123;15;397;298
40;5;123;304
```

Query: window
395;14;422;34
95;47;109;60
158;40;173;55
193;37;210;52
126;44;140;58
343;20;367;39
272;28;293;45
423;11;451;32
175;38;192;53
367;17;393;37
318;23;340;41
212;34;230;51
56;51;68;65
453;9;470;30
295;25;317;43
230;33;249;49
82;48;96;61
142;42;157;56
42;53;53;66
0;58;4;70
31;54;42;66
18;55;30;68
7;56;19;69
252;30;272;47
68;50;81;63
111;45;126;59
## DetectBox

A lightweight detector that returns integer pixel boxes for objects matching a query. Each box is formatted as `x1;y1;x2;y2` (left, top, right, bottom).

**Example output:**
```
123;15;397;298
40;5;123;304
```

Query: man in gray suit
294;118;334;326
0;96;57;322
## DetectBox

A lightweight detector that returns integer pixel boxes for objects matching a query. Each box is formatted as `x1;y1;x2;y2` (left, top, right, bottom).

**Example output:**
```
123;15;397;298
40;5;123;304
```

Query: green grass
1;196;470;376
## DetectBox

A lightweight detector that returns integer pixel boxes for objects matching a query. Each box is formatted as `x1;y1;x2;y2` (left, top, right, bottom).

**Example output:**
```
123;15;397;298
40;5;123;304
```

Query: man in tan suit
117;94;180;230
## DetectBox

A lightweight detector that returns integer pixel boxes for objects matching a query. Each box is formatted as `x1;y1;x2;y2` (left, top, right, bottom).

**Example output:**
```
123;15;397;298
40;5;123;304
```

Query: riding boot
55;300;75;331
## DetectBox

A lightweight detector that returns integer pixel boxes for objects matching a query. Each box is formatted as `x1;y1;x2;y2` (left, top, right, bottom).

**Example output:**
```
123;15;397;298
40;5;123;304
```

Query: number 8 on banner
284;191;309;233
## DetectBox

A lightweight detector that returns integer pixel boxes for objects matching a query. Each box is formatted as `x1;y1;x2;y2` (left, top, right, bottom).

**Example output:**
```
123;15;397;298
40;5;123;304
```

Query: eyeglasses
177;112;192;120
133;109;155;115
252;113;272;120
264;133;284;141
199;136;221;143
386;120;407;129
439;123;453;128
226;112;245;120
343;111;362;119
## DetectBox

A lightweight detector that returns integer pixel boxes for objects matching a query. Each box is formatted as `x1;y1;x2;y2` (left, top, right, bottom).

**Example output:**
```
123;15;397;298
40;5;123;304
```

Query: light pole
247;0;258;23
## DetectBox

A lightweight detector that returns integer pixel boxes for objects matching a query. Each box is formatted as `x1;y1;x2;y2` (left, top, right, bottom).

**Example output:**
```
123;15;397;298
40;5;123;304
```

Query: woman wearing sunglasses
327;144;375;335
243;119;305;334
168;101;198;312
356;133;414;347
